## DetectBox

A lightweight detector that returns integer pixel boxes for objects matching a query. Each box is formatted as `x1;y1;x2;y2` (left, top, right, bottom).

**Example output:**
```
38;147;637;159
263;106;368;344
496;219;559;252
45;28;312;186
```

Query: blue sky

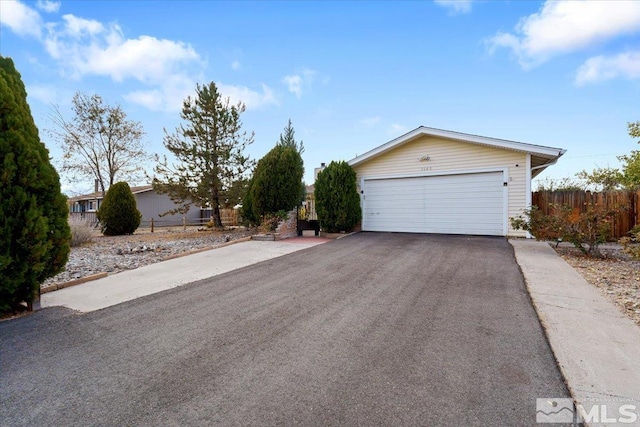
1;0;639;194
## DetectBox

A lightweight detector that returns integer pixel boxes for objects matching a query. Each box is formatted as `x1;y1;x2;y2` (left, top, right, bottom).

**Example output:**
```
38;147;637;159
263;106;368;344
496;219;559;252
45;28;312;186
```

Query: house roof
68;185;154;202
348;126;566;174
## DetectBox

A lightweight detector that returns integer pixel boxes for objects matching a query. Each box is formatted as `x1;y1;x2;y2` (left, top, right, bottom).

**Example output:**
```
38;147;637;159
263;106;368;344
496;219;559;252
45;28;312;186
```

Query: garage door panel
363;172;504;236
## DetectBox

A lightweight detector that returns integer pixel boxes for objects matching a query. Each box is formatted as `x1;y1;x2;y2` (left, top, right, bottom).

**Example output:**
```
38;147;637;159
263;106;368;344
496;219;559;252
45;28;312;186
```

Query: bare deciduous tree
48;92;147;195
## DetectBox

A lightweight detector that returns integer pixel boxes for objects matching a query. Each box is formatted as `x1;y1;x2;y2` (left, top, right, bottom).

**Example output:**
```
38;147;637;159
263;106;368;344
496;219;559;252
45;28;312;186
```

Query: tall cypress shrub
0;56;70;313
315;161;361;232
250;145;304;216
96;182;141;235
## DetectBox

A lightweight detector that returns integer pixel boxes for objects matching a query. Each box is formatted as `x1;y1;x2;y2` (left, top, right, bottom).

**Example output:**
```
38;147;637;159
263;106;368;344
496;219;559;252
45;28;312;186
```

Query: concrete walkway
42;238;328;313
511;240;640;425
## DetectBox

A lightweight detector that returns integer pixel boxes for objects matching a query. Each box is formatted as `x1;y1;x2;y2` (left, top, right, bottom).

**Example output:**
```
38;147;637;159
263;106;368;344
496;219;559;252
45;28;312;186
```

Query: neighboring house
68;185;202;226
348;126;565;237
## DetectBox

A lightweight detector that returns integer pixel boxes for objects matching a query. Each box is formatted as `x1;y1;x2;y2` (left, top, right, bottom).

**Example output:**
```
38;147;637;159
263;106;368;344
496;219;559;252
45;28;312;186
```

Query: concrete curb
41;236;254;294
511;240;640;424
41;272;108;294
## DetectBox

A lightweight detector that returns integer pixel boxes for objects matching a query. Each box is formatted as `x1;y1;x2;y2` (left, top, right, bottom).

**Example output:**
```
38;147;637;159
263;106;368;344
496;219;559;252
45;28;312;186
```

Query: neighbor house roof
68;185;153;202
348;126;566;174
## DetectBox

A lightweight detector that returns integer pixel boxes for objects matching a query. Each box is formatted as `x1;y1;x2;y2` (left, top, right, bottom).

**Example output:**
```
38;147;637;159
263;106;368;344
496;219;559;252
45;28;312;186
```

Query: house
68;185;203;226
348;126;565;237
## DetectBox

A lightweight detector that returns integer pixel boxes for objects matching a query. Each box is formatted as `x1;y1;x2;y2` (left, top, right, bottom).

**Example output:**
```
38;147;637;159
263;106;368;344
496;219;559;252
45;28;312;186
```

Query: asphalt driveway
1;233;570;426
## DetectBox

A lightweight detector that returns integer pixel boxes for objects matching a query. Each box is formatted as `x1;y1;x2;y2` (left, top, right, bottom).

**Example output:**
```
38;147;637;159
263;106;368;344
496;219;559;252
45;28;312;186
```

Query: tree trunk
211;187;223;227
212;204;222;228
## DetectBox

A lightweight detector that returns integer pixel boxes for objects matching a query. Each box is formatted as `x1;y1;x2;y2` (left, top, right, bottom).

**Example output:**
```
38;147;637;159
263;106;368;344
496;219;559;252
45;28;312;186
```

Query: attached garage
363;171;505;235
348;127;565;237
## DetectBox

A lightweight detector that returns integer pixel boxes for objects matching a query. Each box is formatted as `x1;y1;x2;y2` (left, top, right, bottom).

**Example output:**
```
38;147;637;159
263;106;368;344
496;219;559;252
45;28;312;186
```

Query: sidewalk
42;238;329;313
511;240;640;425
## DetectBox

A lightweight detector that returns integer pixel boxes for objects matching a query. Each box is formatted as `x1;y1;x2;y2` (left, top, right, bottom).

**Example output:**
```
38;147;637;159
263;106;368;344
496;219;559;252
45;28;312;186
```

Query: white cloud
283;74;302;98
43;19;201;84
60;14;104;37
36;0;60;13
282;67;316;98
231;60;241;70
126;79;278;113
575;51;640;86
389;124;407;135
487;1;640;68
124;89;164;111
434;0;472;15
360;116;381;127
0;0;43;38
124;74;197;112
2;1;280;114
218;82;278;110
27;83;58;104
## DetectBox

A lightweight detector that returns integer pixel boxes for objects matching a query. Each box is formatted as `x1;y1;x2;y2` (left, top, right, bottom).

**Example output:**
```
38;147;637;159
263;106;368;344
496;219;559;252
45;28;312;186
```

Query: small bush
511;203;623;257
259;210;288;233
315;161;361;233
619;225;640;260
68;217;94;246
96;182;142;236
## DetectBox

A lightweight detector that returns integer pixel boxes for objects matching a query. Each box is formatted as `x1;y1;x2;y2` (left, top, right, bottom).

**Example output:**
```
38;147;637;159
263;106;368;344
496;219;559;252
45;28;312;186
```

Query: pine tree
153;82;254;227
0;56;70;313
277;119;304;154
96;182;142;236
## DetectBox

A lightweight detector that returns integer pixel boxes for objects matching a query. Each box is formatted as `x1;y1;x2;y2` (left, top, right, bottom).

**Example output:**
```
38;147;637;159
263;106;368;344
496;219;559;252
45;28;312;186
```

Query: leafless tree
48;92;147;195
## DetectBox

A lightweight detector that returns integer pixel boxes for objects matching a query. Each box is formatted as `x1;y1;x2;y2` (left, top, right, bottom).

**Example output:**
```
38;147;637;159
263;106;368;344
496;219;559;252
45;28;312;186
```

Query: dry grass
68;217;94;247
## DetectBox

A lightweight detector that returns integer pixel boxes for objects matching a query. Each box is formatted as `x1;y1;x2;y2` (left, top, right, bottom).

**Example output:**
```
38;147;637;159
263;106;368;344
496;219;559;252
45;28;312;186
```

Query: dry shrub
68;217;94;247
620;225;640;260
511;203;624;257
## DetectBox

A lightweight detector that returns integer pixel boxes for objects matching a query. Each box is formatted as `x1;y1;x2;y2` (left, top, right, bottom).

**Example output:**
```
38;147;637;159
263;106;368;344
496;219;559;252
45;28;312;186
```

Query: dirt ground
554;245;640;327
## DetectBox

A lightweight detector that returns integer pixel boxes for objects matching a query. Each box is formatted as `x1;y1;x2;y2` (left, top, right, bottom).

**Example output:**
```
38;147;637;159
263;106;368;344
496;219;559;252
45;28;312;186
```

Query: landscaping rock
43;228;256;288
554;244;640;327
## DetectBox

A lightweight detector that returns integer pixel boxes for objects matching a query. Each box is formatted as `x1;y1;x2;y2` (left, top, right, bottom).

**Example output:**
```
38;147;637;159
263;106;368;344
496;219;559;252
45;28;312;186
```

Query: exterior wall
135;191;201;226
352;135;528;237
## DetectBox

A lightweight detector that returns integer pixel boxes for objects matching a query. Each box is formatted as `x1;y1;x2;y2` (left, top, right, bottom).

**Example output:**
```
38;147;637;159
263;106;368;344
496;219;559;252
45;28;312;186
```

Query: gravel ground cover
43;227;256;288
553;244;640;327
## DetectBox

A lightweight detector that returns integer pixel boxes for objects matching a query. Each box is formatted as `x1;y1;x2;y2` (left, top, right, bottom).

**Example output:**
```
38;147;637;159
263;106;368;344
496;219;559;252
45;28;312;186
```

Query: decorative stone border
41;236;254;294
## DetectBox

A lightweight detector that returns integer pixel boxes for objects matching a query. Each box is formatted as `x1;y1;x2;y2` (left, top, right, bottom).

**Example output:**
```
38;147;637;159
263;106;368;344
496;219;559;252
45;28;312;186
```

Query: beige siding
352;135;528;237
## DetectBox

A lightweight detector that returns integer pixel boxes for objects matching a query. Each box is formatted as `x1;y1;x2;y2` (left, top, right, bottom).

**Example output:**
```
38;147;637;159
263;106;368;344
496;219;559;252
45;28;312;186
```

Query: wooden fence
70;208;240;229
533;190;640;239
201;208;240;226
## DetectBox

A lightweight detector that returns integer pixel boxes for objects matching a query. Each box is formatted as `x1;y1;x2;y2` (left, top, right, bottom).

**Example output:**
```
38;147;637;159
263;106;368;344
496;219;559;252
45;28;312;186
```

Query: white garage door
362;171;505;236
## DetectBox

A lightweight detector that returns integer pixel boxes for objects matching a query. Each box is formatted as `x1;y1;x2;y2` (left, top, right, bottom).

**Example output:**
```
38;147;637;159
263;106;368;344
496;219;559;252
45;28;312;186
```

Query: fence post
151;218;154;233
183;216;186;231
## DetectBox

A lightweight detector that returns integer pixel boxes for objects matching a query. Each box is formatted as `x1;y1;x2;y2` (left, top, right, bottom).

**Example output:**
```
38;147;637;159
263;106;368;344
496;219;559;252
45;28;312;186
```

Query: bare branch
46;92;148;195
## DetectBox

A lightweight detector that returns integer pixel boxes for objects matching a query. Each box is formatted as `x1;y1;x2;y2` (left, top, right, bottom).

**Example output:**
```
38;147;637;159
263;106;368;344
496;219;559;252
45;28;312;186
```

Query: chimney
314;163;327;182
94;179;99;193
